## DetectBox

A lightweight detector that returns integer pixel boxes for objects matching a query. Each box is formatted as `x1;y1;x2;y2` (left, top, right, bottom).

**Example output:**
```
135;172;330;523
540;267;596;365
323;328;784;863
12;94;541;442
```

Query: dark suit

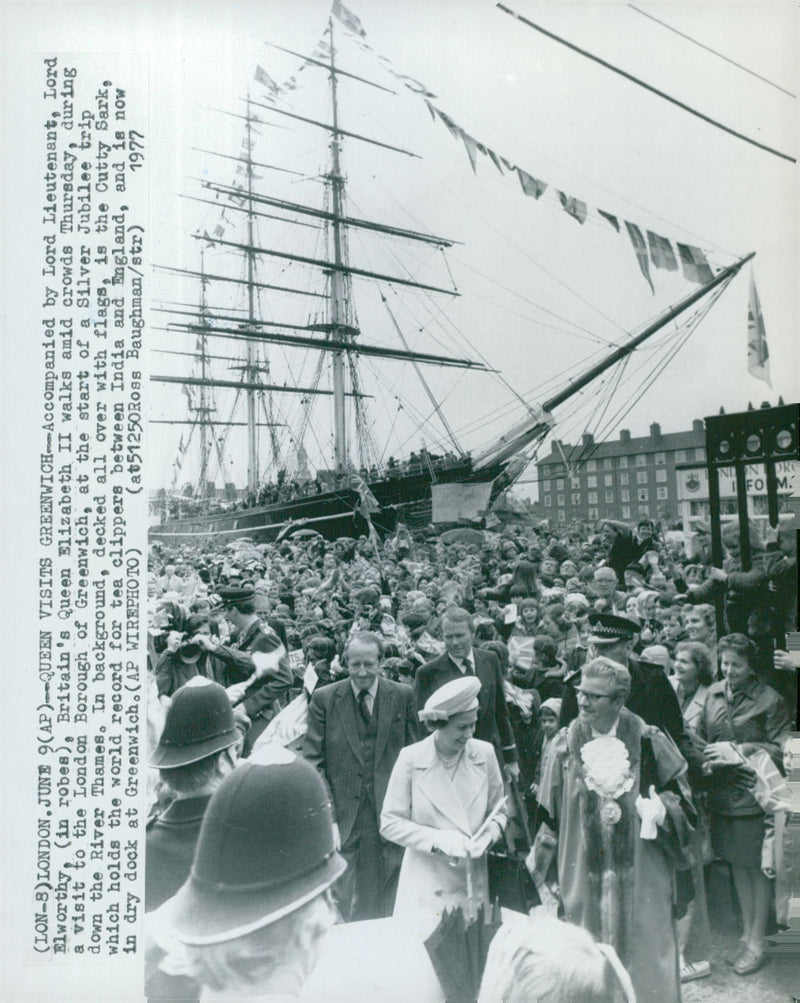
414;649;518;768
304;676;421;920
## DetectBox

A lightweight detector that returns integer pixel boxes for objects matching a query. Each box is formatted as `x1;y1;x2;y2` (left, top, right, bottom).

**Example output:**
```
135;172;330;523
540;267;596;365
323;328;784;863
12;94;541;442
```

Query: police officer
146;677;245;912
165;754;346;997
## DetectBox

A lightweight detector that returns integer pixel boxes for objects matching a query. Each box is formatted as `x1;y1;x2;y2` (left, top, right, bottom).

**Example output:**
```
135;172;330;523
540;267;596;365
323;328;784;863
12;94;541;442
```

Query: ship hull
149;458;506;545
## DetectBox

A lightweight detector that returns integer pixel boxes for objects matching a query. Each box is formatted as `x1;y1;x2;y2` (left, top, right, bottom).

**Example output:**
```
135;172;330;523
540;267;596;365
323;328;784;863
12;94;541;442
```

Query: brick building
535;420;707;525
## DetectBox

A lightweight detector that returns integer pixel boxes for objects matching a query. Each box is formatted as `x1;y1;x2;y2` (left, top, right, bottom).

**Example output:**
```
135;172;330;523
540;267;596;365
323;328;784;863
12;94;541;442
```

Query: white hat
419;676;481;723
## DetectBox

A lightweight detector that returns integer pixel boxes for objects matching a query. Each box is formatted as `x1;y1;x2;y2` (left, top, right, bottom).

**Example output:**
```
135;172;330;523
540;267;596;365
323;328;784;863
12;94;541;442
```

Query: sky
4;0;798;499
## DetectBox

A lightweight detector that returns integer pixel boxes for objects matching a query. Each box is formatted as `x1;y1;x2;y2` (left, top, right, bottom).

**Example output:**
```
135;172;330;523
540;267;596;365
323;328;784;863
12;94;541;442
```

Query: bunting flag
435;107;462;141
625;222;655;294
558;191;587;225
461;132;479;173
424;99;436;122
332;0;367;38
487;149;505;175
200;229;217;246
254;65;279;94
394;73;437;99
746;271;771;385
647;231;678;271
677;243;714;285
213;224;225;238
598;210;620;232
516;168;547;199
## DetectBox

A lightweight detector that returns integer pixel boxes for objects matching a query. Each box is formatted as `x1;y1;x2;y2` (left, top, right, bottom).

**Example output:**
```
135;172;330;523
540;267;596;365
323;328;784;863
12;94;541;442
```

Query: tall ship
149;5;757;545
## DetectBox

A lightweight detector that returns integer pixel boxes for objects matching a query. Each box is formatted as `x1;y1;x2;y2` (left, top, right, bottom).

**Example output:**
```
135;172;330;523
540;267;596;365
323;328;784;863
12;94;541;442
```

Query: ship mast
327;19;349;471
197;247;213;495
244;97;259;495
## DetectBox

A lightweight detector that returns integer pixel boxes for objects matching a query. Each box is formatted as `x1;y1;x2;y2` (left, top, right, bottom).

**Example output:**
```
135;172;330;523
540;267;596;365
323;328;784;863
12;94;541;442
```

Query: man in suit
414;607;519;779
304;631;422;921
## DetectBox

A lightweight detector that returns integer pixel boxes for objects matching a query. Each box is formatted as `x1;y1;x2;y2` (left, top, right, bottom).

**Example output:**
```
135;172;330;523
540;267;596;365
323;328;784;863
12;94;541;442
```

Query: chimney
692;419;704;433
619;429;631;443
582;432;594;447
650;422;661;442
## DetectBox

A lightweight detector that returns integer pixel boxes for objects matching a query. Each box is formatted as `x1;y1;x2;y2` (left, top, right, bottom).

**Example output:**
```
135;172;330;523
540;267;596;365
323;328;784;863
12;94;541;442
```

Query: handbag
487;827;541;913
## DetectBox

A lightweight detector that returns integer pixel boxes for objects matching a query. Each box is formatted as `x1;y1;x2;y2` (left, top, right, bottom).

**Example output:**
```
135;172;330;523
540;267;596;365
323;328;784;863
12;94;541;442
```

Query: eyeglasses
576;688;617;704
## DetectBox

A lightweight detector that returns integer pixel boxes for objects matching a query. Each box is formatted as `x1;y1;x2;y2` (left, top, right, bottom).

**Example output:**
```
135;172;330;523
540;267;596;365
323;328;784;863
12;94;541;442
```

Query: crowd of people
144;512;797;1001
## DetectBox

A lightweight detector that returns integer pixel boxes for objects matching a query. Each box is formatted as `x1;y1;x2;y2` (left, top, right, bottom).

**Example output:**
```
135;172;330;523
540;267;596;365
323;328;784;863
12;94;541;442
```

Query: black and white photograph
2;0;798;1000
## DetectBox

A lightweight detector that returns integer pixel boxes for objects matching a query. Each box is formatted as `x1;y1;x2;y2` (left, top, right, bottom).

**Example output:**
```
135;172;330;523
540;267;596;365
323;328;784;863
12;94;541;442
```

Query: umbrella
424;900;502;1001
439;528;484;546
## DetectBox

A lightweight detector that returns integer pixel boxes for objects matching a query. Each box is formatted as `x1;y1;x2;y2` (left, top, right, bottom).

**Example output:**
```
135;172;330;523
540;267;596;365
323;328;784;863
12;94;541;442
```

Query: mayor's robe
539;708;694;1003
380;734;507;916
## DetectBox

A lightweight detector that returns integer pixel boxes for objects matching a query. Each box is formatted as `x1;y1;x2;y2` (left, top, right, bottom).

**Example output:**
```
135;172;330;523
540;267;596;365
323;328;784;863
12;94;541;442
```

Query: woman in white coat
380;676;508;916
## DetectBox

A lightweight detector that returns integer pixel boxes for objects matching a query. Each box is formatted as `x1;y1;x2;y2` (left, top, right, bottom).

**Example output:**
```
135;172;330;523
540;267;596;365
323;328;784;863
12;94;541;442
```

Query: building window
636;454;647;467
571;493;581;505
621;489;630;502
542;480;551;492
675;450;686;463
619;456;628;468
558;510;566;523
636;471;647;484
588;492;598;504
603;458;613;470
544;495;552;507
657;487;668;500
656;469;667;483
587;460;597;472
620;472;629;485
588;507;599;520
638;504;650;517
695;447;706;461
605;490;614;503
556;479;565;491
557;494;565;507
622;505;631;519
570;476;580;490
638;487;649;502
587;475;597;488
655;451;666;465
604;474;613;487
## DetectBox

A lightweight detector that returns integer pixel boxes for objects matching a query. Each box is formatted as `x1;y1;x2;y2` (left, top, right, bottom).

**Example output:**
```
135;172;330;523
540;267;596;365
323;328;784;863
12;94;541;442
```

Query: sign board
676;461;798;502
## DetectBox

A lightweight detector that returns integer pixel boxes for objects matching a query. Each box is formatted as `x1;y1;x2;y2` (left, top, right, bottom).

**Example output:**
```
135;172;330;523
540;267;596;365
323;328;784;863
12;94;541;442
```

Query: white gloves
433;823;501;858
433;830;471;858
467;822;502;857
635;785;666;840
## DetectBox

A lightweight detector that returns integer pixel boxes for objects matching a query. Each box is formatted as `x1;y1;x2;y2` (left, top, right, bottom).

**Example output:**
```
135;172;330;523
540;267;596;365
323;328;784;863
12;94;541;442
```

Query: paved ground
682;866;799;1003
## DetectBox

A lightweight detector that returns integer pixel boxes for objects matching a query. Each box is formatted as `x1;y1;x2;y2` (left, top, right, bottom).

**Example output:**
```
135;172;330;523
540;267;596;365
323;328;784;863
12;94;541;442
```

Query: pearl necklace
434;737;464;769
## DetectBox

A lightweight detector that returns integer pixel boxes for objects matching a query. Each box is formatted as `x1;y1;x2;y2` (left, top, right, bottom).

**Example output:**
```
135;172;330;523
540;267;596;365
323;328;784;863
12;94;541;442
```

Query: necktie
463;658;474;676
356;689;371;725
